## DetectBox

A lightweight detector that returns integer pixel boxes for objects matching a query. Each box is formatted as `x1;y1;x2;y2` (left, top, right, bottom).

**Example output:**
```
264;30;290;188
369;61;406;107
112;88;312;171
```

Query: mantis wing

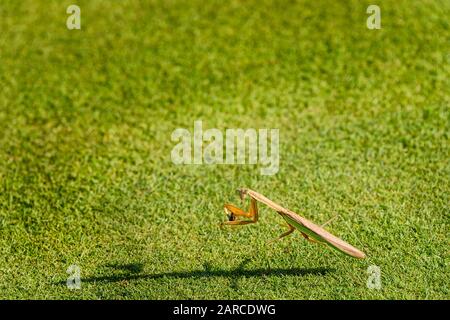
281;212;366;259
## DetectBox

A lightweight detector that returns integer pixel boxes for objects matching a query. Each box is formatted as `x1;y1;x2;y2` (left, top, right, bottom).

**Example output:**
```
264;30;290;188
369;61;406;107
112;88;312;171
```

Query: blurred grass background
0;0;448;299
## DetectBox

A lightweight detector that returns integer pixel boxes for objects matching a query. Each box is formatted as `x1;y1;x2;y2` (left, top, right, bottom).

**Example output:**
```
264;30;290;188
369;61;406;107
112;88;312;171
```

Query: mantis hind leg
321;215;339;227
298;215;339;243
301;232;314;242
297;215;339;242
300;232;323;244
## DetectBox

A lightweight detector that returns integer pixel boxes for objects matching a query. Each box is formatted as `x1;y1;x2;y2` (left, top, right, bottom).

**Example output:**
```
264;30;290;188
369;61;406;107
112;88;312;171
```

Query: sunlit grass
0;0;448;299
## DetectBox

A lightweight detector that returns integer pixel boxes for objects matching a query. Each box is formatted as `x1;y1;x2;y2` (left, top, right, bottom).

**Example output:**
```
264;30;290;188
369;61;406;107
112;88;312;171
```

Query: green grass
0;0;449;299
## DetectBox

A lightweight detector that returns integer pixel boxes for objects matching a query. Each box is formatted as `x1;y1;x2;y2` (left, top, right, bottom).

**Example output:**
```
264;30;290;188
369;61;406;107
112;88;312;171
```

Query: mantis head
236;188;248;202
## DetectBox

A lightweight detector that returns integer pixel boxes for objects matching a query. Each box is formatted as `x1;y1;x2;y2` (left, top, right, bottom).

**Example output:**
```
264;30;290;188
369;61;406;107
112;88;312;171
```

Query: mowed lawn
0;0;448;299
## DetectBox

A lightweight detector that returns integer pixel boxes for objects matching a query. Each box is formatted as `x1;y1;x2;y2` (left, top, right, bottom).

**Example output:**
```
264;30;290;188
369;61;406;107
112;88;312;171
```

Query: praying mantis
221;188;366;259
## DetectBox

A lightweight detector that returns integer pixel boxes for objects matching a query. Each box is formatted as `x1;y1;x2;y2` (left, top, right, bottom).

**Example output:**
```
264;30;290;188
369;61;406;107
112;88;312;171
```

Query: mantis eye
236;189;246;201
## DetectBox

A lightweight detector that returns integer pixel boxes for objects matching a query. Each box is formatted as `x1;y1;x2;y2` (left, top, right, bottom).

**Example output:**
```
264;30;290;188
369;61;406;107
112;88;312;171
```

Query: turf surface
0;0;449;299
